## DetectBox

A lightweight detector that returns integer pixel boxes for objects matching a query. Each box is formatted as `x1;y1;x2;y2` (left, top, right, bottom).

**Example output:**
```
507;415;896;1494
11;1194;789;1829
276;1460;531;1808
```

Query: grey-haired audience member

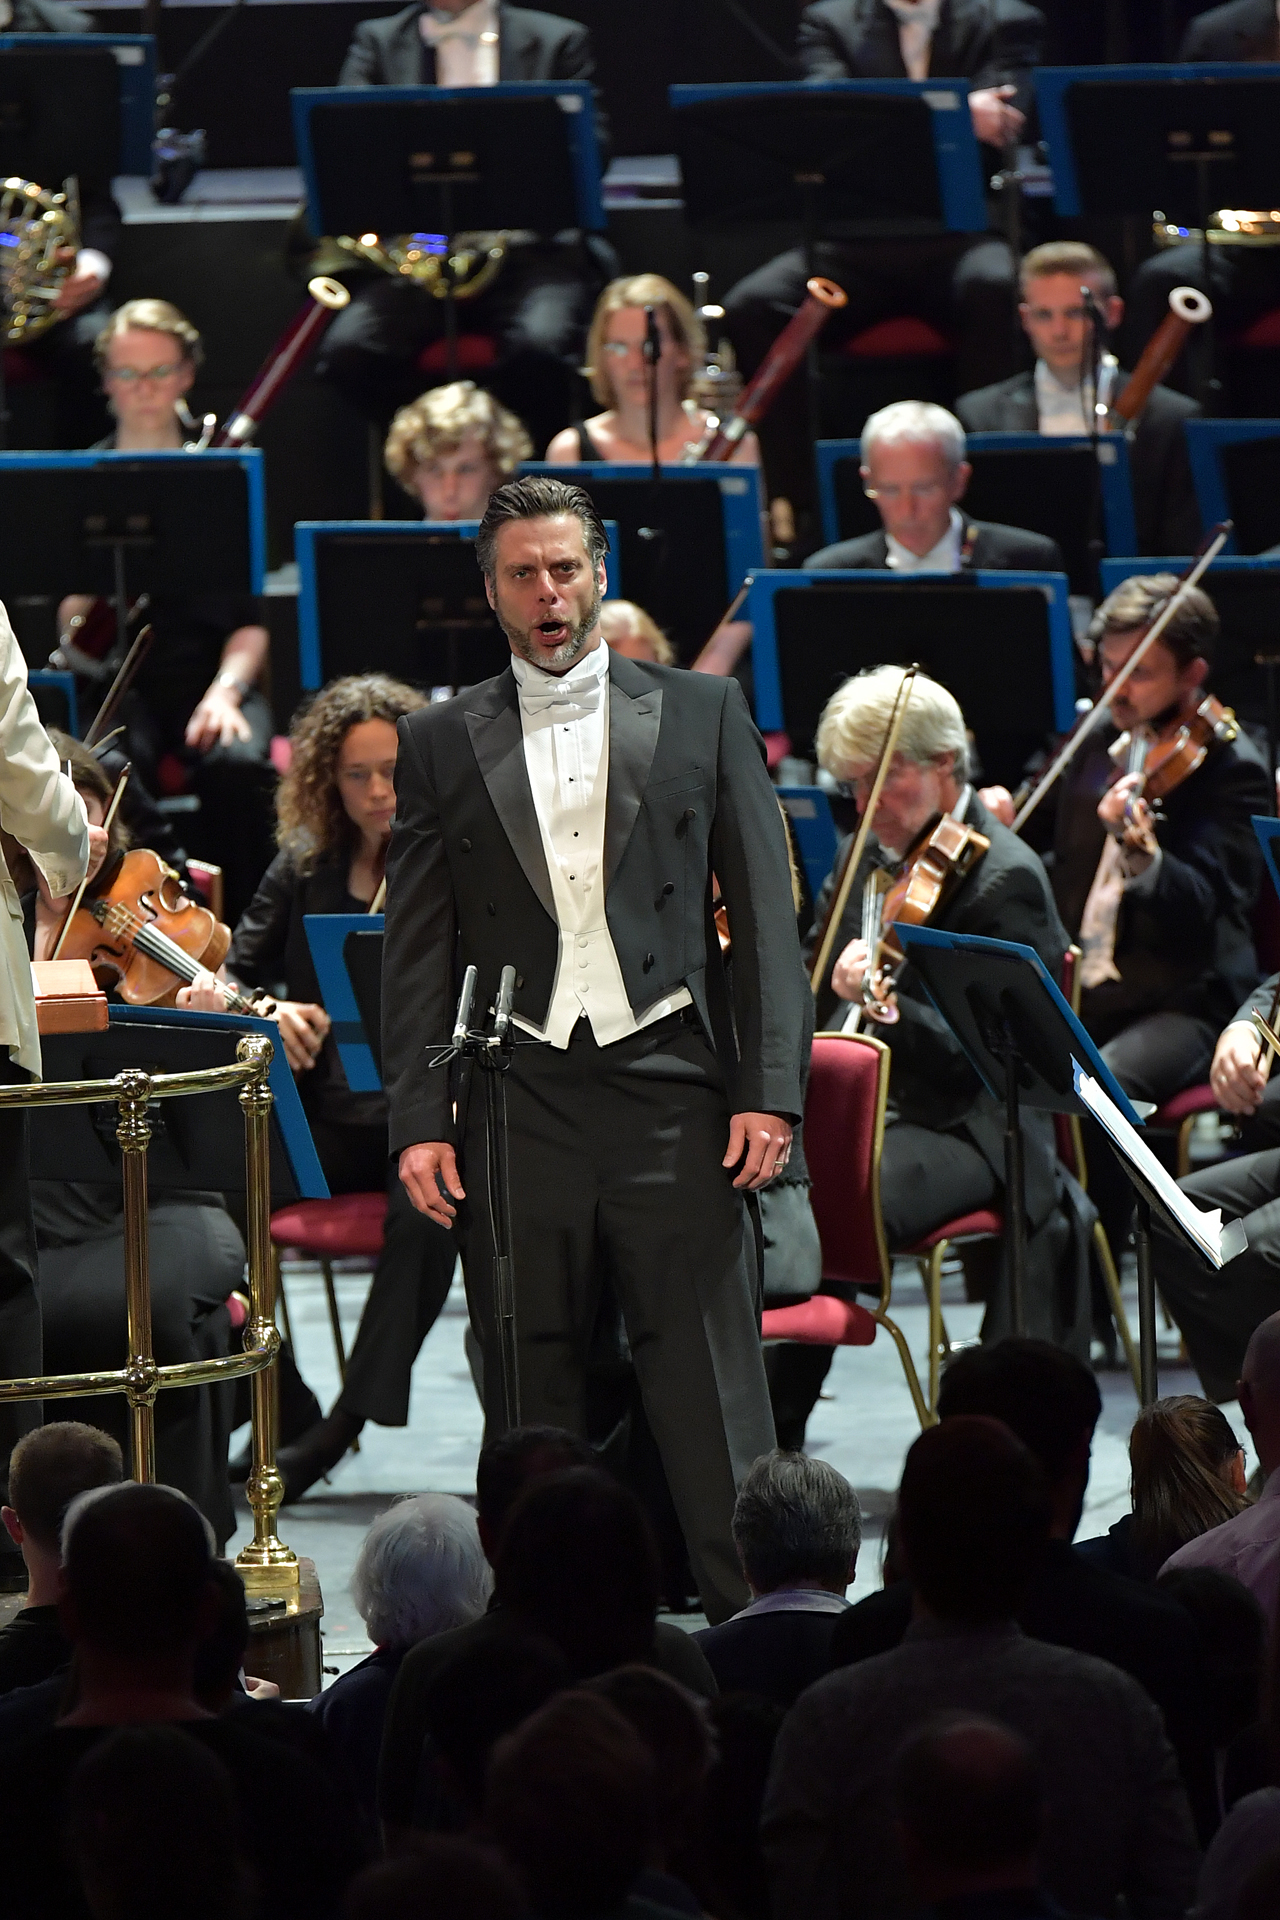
694;1451;861;1707
309;1492;491;1819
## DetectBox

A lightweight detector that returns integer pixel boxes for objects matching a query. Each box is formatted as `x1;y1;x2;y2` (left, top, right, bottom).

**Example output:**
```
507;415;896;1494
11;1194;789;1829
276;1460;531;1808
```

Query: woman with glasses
54;299;275;920
547;273;760;468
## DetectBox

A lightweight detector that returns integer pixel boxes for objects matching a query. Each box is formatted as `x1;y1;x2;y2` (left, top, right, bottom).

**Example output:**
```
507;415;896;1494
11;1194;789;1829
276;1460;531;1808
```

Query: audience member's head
384;381;531;519
69;1725;255;1920
60;1482;215;1665
892;1715;1041;1904
1158;1567;1266;1750
599;599;676;665
2;1422;122;1591
1017;239;1122;379
1129;1395;1247;1577
487;1691;658;1920
699;1695;784;1920
937;1338;1102;1535
897;1418;1051;1625
1240;1312;1280;1474
473;1424;595;1562
423;1629;571;1818
585;1665;712;1862
342;1838;524;1920
352;1492;491;1650
858;400;970;558
493;1467;661;1676
192;1559;252;1710
731;1450;861;1597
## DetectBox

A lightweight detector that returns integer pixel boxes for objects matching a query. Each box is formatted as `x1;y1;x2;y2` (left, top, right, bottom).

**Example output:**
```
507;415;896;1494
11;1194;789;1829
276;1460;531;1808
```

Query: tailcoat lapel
464;671;557;921
604;652;662;888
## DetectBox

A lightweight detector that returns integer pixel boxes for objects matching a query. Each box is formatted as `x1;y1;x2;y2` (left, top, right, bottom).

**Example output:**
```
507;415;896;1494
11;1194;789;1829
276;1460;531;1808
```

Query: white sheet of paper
1072;1061;1248;1269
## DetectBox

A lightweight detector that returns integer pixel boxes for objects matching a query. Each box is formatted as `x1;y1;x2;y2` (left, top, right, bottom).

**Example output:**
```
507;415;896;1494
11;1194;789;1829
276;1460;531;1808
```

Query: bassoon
684;276;848;464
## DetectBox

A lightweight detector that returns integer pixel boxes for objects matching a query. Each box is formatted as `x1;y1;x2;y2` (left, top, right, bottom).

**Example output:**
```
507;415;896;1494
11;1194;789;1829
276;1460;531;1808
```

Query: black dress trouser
1153;1147;1280;1404
0;1054;38;1507
456;1009;776;1627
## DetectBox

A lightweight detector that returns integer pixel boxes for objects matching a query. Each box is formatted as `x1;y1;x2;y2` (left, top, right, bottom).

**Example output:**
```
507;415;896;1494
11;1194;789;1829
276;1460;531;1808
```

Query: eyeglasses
863;480;948;504
104;362;186;385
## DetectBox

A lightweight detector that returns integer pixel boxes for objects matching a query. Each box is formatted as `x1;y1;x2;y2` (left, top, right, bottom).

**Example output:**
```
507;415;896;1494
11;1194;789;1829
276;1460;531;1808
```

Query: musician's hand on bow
831;937;870;1003
399;1142;465;1227
968;85;1023;147
978;785;1016;828
186;683;252;752
724;1113;793;1190
1211;1022;1271;1115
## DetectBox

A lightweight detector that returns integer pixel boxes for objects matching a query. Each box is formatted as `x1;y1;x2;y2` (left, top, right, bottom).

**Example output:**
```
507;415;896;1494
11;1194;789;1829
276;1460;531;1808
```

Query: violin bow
50;761;131;961
808;665;920;999
369;877;387;914
84;623;155;751
1013;524;1232;835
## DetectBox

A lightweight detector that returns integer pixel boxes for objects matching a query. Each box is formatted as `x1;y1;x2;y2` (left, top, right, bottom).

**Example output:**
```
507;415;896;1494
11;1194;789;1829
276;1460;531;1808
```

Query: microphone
451;964;478;1050
493;965;516;1044
643;304;661;366
1080;283;1108;336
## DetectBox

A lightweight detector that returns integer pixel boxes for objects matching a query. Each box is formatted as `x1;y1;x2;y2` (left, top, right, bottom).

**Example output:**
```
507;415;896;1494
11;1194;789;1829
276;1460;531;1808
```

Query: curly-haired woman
181;673;456;1498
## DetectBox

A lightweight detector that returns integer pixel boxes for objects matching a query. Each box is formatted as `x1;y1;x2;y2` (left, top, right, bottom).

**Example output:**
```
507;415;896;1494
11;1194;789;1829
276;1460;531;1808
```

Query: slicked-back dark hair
476;476;609;582
898;1417;1051;1624
936;1338;1102;1486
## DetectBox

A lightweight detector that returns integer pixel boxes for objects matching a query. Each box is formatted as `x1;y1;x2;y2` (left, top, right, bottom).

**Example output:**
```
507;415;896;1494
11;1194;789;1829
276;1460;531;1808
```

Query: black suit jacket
807;792;1068;1219
694;1606;846;1710
1047;723;1269;1033
829;1540;1217;1841
797;0;1044;93
340;1;594;87
806;519;1064;573
382;650;810;1151
1180;0;1280;61
955;370;1203;558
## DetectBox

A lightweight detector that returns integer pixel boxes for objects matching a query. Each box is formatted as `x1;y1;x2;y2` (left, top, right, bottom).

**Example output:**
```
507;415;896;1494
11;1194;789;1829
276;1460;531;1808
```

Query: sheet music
1073;1062;1249;1269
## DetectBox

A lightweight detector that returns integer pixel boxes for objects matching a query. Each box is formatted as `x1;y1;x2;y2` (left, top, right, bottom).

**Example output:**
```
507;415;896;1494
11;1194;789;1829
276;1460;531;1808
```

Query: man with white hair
806;401;1064;573
1160;1313;1280;1616
772;666;1091;1446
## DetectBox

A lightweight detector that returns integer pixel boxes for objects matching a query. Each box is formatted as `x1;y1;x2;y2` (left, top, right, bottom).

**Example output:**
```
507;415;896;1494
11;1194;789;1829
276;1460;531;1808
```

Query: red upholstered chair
840;317;955;360
269;1193;387;1429
416;336;498;377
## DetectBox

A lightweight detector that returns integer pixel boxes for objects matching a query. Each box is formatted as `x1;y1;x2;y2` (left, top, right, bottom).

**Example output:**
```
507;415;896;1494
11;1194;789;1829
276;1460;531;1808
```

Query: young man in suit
806;400;1065;572
381;476;809;1625
722;0;1046;521
956;242;1202;557
321;1;612;455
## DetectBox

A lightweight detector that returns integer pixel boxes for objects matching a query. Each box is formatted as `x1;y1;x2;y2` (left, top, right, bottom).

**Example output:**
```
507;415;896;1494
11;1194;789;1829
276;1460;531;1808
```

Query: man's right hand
968;84;1023;147
399;1142;465;1228
1211;1021;1271;1116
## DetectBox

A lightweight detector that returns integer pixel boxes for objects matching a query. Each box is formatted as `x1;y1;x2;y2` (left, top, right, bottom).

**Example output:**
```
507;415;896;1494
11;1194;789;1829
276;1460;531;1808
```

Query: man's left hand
186;685;252;752
724;1112;793;1190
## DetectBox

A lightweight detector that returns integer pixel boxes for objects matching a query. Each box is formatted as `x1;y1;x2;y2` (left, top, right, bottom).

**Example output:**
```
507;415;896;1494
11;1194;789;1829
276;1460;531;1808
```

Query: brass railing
0;1032;297;1587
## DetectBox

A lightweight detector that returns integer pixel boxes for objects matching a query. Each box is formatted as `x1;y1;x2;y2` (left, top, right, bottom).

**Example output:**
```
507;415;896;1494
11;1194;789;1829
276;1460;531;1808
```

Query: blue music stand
291;82;606;239
305;913;383;1094
670;80;987;234
814;433;1138;587
0;33;156;177
1254;815;1280;905
1184;420;1280;556
28;669;78;738
776;786;838;905
294;517;619;692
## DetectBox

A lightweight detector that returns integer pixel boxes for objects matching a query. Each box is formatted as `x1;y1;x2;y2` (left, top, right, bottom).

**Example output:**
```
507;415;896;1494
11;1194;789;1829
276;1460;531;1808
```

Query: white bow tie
519;672;603;717
421;5;488;41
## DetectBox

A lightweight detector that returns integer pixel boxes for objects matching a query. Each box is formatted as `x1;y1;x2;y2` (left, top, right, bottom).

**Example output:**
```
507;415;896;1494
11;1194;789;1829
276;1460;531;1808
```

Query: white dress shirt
885;505;964;573
511;642;691;1049
420;0;500;86
1034;354;1119;436
882;0;941;79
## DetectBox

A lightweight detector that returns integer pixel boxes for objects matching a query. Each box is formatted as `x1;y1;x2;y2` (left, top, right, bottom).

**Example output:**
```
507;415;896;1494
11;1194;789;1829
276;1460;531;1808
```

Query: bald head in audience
893;1715;1041;1906
1240;1313;1280;1474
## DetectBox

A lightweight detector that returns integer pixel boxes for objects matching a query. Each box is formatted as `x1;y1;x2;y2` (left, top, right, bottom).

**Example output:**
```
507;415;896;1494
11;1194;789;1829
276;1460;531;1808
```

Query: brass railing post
233;1034;297;1588
115;1067;158;1483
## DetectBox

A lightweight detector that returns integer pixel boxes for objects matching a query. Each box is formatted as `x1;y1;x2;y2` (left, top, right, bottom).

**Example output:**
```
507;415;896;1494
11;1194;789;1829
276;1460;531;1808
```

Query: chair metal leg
272;1245;294;1350
920;1243;950;1418
1094;1220;1141;1400
874;1310;933;1429
1176;1115;1196;1181
320;1258;359;1452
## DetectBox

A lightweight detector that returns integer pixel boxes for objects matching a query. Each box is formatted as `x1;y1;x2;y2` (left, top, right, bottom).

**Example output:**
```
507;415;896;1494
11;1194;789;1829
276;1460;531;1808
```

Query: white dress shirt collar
885;505;964;573
1034;354;1120;437
727;1587;851;1622
420;0;500;86
511;636;610;716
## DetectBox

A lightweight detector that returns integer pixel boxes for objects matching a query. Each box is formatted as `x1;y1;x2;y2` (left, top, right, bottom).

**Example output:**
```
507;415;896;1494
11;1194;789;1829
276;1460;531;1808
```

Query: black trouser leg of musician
1151;1147;1280;1404
0;1057;38;1583
458;1011;774;1628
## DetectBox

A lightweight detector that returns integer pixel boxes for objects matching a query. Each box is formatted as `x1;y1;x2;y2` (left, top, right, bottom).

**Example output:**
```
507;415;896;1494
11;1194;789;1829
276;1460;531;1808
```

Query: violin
52;846;263;1012
1107;692;1239;857
857;814;990;1024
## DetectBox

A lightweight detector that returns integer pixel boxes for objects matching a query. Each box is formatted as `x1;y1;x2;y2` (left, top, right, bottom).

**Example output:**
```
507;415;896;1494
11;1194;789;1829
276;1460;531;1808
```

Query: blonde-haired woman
384;380;532;521
548;273;760;467
180;673;456;1500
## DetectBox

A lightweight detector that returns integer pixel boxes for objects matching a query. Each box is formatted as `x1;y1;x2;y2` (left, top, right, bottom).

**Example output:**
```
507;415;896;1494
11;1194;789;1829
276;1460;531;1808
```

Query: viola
1107;692;1239;856
52;847;263;1011
859;814;990;1025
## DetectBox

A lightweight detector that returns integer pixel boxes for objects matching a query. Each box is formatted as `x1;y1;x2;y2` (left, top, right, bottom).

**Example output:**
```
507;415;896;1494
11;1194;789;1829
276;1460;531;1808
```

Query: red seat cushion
842;317;954;359
417;334;498;375
270;1193;388;1258
761;1295;877;1346
902;1208;1004;1255
1235;308;1280;350
1152;1083;1218;1128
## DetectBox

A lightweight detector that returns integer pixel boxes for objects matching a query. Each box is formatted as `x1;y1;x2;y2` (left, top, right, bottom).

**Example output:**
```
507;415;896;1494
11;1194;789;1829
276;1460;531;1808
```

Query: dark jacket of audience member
0;1423;122;1697
341;1837;524;1920
806;520;1064;574
763;1418;1199;1920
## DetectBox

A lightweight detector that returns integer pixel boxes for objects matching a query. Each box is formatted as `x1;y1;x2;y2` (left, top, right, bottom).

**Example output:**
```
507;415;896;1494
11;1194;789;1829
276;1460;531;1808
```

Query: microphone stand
643;303;662;485
1080;283;1108;604
430;963;521;1430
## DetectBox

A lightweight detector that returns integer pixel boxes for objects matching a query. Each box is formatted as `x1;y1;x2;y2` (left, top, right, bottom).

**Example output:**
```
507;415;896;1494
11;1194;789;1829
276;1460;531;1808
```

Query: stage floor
226;1258;1231;1684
